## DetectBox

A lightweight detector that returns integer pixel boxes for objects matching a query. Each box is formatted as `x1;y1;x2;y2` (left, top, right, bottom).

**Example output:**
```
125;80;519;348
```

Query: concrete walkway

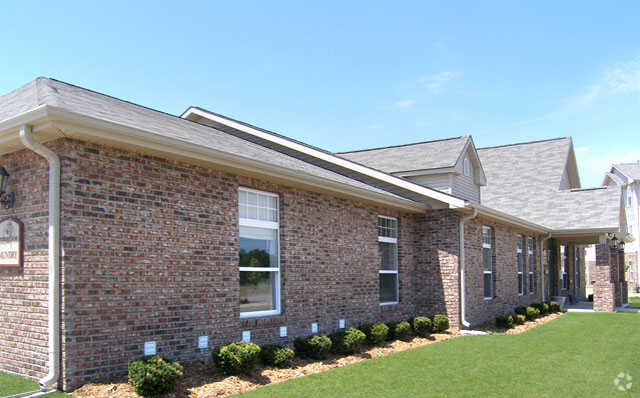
565;301;640;313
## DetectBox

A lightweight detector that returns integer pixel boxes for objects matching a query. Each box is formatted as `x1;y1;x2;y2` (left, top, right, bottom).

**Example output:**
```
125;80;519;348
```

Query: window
528;238;535;294
378;216;399;305
560;246;569;290
574;247;580;291
463;156;471;176
238;188;280;318
482;226;494;299
517;235;524;296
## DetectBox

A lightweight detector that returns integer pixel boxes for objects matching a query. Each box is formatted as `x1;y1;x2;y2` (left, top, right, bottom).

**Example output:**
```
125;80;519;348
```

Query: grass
240;313;640;398
629;296;640;308
0;372;71;397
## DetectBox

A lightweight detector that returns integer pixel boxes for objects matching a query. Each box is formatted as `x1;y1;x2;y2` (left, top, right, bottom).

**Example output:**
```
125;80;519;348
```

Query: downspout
19;125;61;389
459;208;478;328
541;233;552;302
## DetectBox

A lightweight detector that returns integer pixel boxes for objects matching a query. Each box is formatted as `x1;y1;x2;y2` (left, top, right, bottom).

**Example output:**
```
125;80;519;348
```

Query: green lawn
240;313;640;398
0;372;70;397
629;296;640;308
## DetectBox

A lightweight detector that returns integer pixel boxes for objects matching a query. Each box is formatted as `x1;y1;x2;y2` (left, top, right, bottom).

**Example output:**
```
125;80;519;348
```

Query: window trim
527;237;535;294
379;216;399;306
463;156;471;176
482;226;494;300
238;187;281;319
517;235;524;296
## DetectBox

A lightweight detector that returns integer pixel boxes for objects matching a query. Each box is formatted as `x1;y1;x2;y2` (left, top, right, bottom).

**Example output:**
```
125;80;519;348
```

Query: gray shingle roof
0;78;414;204
478;138;622;231
338;136;470;173
613;163;640;181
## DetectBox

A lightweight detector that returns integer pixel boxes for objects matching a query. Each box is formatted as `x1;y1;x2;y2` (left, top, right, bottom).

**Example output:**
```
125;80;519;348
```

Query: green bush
294;335;332;359
387;321;413;341
359;323;389;345
525;306;537;321
432;315;449;332
329;328;367;354
128;356;183;397
531;302;549;315
515;306;527;315
212;342;261;375
495;314;514;329
411;317;432;337
514;313;526;325
549;301;562;312
260;344;294;368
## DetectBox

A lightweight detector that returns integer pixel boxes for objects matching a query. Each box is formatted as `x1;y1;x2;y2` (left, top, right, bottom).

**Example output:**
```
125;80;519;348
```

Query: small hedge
525;306;537;321
531;302;549;315
359;323;389;345
514;313;526;325
128;356;183;397
432;315;449;332
387;321;412;341
549;301;562;312
411;317;432;337
495;314;514;329
515;306;527;316
212;342;261;375
329;328;367;354
260;344;294;368
294;335;332;359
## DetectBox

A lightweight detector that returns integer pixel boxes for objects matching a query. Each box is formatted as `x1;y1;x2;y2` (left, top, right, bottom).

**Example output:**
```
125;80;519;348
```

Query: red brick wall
463;216;544;326
0;147;52;380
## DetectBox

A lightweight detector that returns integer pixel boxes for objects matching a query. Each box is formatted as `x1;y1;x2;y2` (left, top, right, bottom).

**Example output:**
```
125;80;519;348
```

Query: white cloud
418;71;458;92
577;57;640;105
394;99;416;108
575;146;590;153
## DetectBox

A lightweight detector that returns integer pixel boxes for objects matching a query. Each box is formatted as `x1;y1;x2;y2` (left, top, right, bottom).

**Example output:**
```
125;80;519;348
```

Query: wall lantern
610;236;618;250
619;241;625;251
0;166;15;209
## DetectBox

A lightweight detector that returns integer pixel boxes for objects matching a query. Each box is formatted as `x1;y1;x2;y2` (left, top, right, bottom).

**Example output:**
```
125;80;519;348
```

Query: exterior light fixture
0;166;15;209
610;236;618;250
619;241;625;251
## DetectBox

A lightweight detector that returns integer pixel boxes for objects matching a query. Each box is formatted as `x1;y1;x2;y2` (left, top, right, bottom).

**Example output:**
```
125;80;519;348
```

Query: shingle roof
0;78;414;204
478;138;622;231
338;136;470;173
613;163;640;181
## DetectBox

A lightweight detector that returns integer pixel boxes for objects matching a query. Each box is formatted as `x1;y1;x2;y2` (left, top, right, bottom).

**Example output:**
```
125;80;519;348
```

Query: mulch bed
475;312;564;334
72;314;563;398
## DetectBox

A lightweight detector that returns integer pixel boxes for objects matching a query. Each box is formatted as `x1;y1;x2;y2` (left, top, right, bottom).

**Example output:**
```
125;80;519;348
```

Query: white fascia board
182;107;467;209
461;203;551;234
392;167;458;177
0;105;426;213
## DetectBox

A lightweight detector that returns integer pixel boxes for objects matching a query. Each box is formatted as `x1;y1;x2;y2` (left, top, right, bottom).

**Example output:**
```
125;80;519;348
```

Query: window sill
240;310;280;319
483;297;494;301
380;301;399;306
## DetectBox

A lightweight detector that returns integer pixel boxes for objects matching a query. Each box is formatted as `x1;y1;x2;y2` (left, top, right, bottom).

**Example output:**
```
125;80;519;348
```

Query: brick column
593;243;615;312
619;250;628;305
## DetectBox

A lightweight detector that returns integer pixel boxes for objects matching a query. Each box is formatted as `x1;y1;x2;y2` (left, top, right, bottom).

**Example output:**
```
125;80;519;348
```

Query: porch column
593;243;615;312
619;250;628;305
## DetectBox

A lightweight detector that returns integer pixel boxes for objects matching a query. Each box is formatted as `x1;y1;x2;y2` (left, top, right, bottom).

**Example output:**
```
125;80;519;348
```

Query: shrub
533;308;541;317
260;344;294;368
359;323;389;345
514;306;527;315
514;313;526;325
212;342;261;375
432;315;449;332
387;321;412;341
525;306;537;321
495;314;514;329
549;301;562;312
540;302;550;314
411;317;432;337
128;356;183;397
293;335;332;359
329;328;367;354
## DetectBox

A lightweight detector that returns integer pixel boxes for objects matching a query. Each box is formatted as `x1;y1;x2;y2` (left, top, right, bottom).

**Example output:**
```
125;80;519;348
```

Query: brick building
0;78;631;391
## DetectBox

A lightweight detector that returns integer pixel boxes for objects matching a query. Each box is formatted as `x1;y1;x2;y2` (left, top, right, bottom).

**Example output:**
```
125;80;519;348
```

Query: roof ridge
477;136;570;150
337;135;469;154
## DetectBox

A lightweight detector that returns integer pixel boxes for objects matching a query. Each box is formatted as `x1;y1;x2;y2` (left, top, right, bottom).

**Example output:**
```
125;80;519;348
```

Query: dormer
338;136;487;203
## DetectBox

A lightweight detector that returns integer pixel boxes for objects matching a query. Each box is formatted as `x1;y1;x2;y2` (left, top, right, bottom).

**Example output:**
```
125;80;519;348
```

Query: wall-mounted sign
0;218;23;268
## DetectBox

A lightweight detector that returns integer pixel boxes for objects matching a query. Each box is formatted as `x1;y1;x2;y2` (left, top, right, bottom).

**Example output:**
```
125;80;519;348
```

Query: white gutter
19;125;61;389
459;208;478;328
541;233;552;302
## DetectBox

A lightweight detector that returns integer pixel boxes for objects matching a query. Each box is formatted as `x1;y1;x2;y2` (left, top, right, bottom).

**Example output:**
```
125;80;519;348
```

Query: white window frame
483;226;494;300
517;235;524;296
527;237;535;294
463;156;471;176
378;215;399;306
238;187;281;318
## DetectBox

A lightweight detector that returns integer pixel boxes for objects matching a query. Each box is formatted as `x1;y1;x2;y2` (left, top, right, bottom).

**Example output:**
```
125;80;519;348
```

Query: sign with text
0;218;23;268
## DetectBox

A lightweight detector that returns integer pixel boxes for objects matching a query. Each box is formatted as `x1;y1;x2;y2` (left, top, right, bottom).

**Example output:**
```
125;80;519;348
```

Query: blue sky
2;2;639;187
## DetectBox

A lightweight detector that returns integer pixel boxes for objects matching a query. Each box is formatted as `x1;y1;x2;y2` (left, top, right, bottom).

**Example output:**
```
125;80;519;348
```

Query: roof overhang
182;106;468;209
0;105;428;213
455;203;551;234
